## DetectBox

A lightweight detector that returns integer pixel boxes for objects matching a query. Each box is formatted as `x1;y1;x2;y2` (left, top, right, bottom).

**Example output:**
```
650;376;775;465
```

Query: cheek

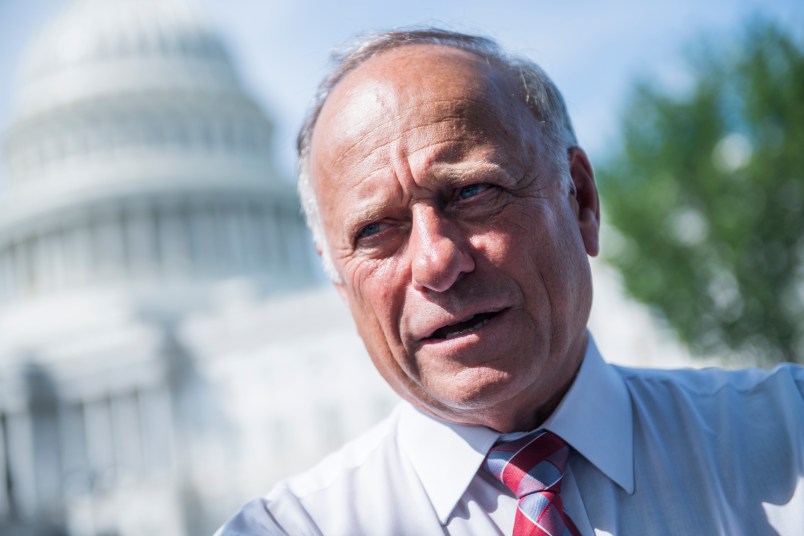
342;259;407;350
475;218;542;277
478;211;577;313
341;260;426;397
528;217;593;327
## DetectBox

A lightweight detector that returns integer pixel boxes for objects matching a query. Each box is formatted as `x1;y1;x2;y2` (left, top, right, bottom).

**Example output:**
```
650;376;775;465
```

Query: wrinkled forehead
310;44;531;169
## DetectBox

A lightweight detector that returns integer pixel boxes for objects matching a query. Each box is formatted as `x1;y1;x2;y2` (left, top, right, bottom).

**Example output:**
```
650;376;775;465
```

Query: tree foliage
598;20;804;365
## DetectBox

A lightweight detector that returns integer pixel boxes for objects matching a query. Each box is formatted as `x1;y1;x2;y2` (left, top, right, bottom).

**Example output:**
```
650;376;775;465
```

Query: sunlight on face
310;45;599;432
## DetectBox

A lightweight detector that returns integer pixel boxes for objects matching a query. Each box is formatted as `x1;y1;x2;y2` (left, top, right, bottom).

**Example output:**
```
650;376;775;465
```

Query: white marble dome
15;0;242;121
0;0;314;326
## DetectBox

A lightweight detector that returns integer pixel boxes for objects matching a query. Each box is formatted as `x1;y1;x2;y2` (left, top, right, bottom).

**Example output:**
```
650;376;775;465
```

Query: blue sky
1;0;802;181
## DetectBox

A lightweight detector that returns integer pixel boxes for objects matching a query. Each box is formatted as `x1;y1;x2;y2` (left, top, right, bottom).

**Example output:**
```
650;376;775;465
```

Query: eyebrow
340;194;402;241
428;161;512;185
345;205;388;229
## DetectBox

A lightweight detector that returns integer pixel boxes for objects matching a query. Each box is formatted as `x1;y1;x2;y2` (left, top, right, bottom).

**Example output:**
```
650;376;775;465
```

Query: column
138;387;172;475
83;397;114;490
124;201;158;280
58;401;89;494
64;220;92;285
93;209;125;282
0;246;9;301
157;201;192;277
0;412;9;517
5;411;36;519
111;392;143;480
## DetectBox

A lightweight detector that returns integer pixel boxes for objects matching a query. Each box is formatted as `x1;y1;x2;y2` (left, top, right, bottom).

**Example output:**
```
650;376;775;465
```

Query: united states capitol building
0;1;692;535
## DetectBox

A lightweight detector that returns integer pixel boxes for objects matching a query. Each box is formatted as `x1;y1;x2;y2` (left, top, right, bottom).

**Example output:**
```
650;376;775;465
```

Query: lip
415;306;509;344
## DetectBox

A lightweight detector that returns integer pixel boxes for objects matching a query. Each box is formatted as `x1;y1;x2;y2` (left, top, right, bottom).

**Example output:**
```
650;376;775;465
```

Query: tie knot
484;430;570;499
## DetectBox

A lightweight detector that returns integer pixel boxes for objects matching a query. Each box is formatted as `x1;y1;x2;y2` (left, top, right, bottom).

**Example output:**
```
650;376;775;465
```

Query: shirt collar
397;334;634;524
397;402;498;524
541;335;634;494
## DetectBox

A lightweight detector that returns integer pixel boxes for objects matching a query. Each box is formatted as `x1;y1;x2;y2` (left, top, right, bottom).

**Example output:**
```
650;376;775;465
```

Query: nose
410;206;475;293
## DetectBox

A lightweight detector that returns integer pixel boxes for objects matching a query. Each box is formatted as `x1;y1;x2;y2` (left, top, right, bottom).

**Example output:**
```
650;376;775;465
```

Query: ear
568;147;600;257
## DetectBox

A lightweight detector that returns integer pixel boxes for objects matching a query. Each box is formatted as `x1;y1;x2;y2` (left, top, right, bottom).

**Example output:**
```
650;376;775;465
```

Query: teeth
444;317;490;339
428;310;501;341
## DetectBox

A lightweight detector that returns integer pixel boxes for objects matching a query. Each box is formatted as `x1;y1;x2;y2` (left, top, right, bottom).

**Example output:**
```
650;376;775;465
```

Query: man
218;29;804;535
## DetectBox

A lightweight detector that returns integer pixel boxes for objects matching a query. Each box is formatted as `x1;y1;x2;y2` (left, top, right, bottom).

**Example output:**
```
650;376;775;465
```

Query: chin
421;368;527;418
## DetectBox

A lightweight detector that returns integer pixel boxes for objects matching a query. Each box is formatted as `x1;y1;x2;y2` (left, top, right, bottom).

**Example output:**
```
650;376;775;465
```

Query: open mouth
427;310;501;341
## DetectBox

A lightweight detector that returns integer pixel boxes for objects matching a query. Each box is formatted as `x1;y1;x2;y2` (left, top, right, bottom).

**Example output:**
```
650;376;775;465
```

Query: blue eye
357;222;384;239
457;184;488;200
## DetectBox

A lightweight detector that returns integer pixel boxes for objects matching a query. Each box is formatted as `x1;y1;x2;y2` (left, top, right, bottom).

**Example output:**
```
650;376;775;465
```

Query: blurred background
0;0;801;534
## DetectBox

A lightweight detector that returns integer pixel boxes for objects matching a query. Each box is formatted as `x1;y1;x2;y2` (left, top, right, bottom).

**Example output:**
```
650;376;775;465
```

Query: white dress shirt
217;337;804;535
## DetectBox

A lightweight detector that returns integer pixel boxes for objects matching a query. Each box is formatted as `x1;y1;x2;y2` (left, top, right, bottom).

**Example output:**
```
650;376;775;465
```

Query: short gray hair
297;28;578;280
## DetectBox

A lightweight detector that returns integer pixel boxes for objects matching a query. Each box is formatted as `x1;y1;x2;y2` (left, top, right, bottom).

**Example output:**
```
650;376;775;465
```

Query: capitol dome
16;0;240;118
0;0;314;329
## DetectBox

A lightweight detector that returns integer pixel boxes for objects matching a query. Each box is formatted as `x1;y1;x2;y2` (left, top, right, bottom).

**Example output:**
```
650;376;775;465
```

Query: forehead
334;44;510;100
348;44;519;114
310;44;529;173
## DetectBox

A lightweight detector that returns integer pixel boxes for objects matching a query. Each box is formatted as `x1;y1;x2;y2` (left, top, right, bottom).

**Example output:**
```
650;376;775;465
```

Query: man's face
309;45;600;432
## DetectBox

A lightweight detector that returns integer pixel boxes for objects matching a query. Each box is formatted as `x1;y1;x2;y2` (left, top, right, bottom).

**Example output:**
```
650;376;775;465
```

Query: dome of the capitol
22;0;228;71
0;0;314;328
15;0;241;121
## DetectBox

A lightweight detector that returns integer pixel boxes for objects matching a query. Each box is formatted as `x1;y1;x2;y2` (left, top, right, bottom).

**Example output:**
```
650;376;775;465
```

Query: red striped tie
484;430;581;536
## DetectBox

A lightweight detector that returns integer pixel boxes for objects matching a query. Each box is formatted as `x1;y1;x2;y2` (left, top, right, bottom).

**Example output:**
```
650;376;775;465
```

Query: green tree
598;19;804;365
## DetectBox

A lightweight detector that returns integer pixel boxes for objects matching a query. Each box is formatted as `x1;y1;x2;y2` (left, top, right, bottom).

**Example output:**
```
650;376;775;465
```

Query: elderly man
218;29;804;535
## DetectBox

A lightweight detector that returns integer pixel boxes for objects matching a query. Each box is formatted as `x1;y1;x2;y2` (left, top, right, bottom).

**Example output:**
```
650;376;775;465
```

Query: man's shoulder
216;403;421;535
277;404;403;499
612;360;804;432
613;359;804;397
597;360;804;533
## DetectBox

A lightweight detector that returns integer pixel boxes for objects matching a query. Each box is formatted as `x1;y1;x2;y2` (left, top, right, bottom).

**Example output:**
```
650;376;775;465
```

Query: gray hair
297;28;578;281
